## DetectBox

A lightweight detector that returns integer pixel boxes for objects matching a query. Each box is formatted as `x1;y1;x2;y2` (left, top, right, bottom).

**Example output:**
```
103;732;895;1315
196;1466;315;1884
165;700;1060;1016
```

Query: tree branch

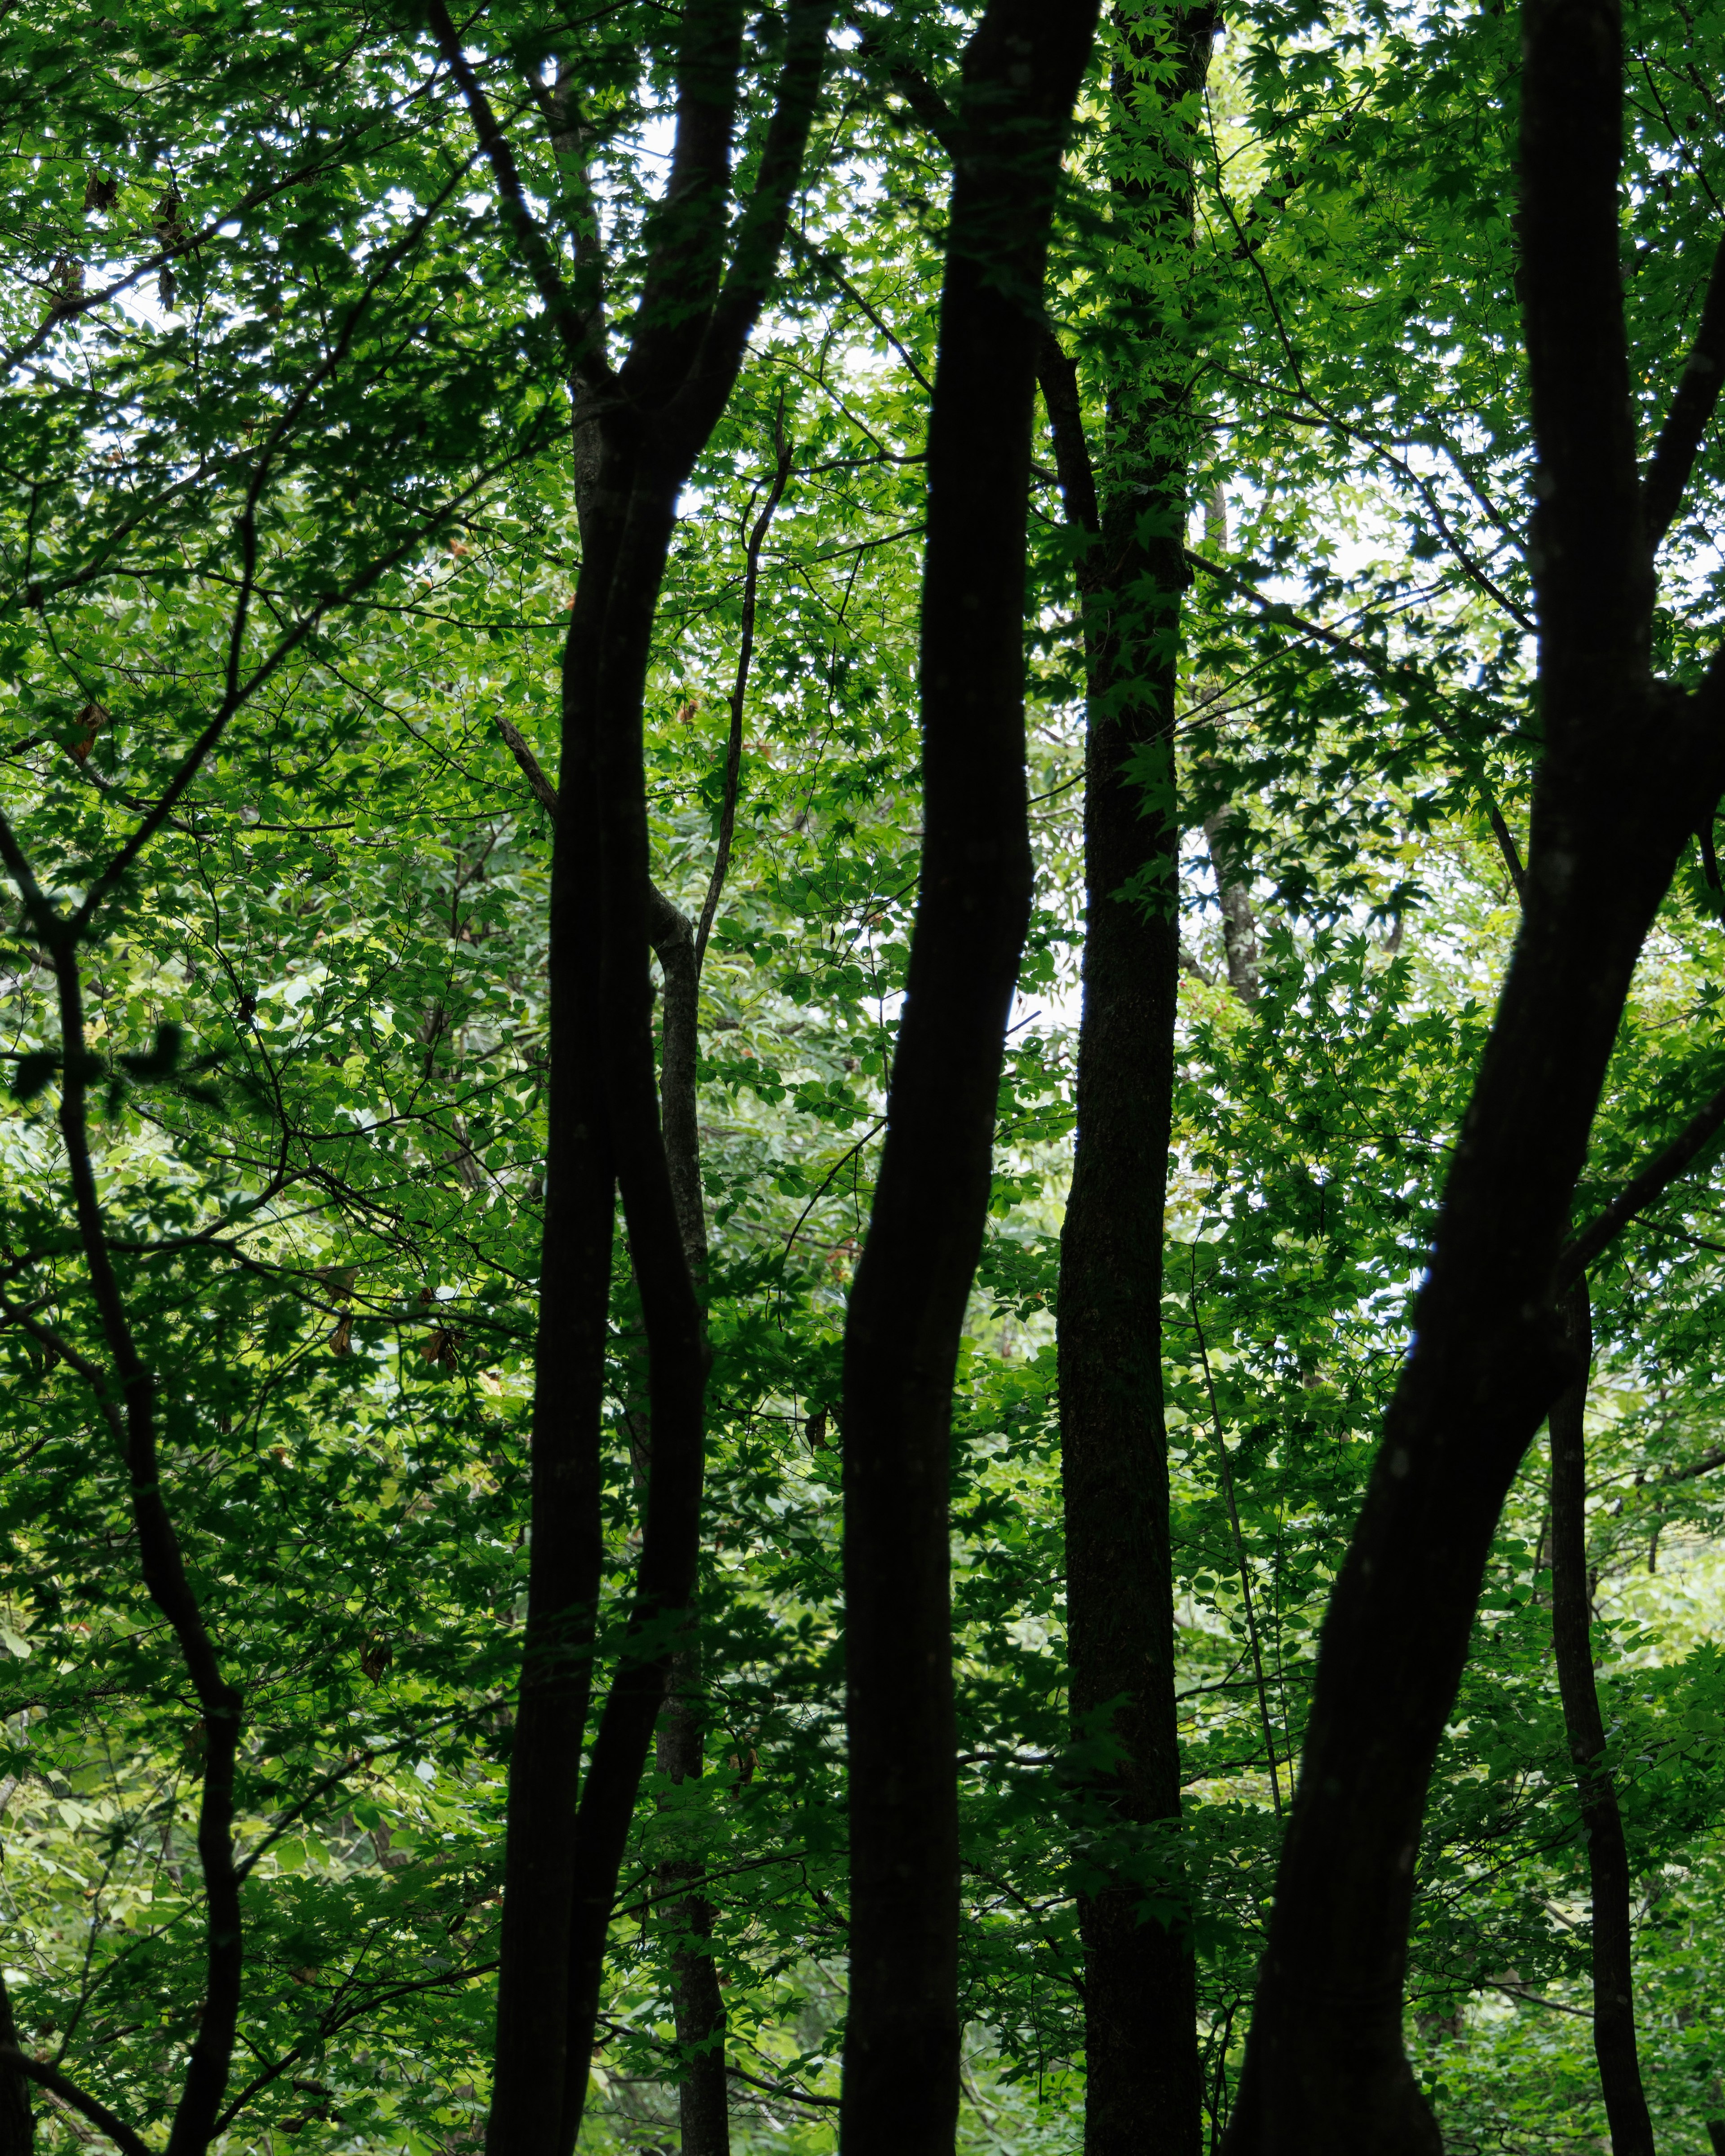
1558;1076;1725;1285
695;416;795;974
421;0;611;387
492;715;698;1262
670;0;838;452
1642;228;1725;548
0;2052;150;2156
1034;332;1101;543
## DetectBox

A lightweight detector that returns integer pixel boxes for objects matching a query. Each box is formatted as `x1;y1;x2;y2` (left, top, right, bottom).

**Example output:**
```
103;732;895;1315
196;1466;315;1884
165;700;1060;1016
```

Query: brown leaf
423;1325;460;1368
66;702;107;765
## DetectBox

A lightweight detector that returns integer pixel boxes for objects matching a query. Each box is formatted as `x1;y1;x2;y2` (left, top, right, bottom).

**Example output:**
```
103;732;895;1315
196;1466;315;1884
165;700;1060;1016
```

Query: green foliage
3;0;1725;2150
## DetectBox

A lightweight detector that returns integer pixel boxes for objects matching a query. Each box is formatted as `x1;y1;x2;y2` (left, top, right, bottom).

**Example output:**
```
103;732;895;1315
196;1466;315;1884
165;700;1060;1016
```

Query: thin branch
1559;1078;1725;1285
1642;229;1725;548
695;417;795;974
1191;1263;1284;1817
780;1120;886;1263
0;2052;150;2156
494;713;561;817
211;1958;500;2134
421;0;610;386
787;230;933;393
1185;547;1526;892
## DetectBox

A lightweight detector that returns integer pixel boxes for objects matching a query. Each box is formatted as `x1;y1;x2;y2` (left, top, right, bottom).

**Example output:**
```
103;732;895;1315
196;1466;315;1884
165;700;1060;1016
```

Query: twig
1190;1256;1285;1816
695;415;796;975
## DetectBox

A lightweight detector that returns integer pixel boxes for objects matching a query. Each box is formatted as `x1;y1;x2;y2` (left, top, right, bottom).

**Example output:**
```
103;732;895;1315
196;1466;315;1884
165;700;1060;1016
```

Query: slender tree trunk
1203;801;1261;1006
1221;0;1725;2143
646;889;729;2156
428;7;837;2148
485;468;620;2156
1196;496;1261;1008
655;1666;728;2156
838;6;1099;2147
1549;1283;1657;2156
1043;12;1216;2151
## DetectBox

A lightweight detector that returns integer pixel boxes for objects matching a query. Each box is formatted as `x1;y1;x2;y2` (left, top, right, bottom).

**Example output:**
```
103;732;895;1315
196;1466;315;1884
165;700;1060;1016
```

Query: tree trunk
484;464;619;2156
838;5;1100;2148
647;889;729;2156
0;1967;32;2156
1045;11;1217;2152
1549;1283;1656;2156
426;8;837;2150
655;1663;729;2156
1197;491;1260;1008
1221;0;1725;2143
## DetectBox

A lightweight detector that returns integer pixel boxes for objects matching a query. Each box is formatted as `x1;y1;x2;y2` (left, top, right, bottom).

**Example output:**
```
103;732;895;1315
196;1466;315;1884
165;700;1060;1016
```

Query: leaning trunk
648;890;729;2156
1221;0;1725;2143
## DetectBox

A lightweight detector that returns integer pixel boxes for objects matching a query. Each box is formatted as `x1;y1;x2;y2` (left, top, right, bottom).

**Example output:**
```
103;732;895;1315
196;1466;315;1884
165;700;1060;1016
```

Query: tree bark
1043;12;1216;2152
1196;492;1261;1007
1203;801;1261;1006
1221;0;1725;2144
484;475;619;2156
837;6;1100;2148
1549;1283;1656;2156
0;1967;32;2156
427;9;836;2151
500;595;728;2156
654;1663;728;2156
647;885;728;2156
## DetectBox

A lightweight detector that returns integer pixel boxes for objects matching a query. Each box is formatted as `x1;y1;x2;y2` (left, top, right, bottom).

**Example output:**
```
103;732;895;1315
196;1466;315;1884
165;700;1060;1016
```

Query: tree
9;3;1725;2152
836;4;1099;2143
1039;7;1219;2148
1222;0;1725;2141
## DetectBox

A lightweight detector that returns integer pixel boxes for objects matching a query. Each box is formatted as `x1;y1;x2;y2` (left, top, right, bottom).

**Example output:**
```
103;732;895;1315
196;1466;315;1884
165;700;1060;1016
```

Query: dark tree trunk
1057;473;1197;2153
654;1664;729;2156
1221;0;1725;2146
425;8;836;2151
1219;4;1725;2149
1549;1284;1656;2156
0;1968;32;2156
1042;13;1216;2152
500;617;732;2156
485;481;619;2156
646;888;729;2156
837;6;1099;2148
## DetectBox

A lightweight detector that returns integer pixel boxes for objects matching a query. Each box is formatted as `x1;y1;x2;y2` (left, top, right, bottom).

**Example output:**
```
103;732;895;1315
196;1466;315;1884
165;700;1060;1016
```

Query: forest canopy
2;0;1725;2152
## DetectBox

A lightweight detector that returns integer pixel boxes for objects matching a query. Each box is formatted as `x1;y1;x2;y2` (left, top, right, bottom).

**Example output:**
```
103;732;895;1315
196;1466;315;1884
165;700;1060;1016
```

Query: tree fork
429;5;837;2148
